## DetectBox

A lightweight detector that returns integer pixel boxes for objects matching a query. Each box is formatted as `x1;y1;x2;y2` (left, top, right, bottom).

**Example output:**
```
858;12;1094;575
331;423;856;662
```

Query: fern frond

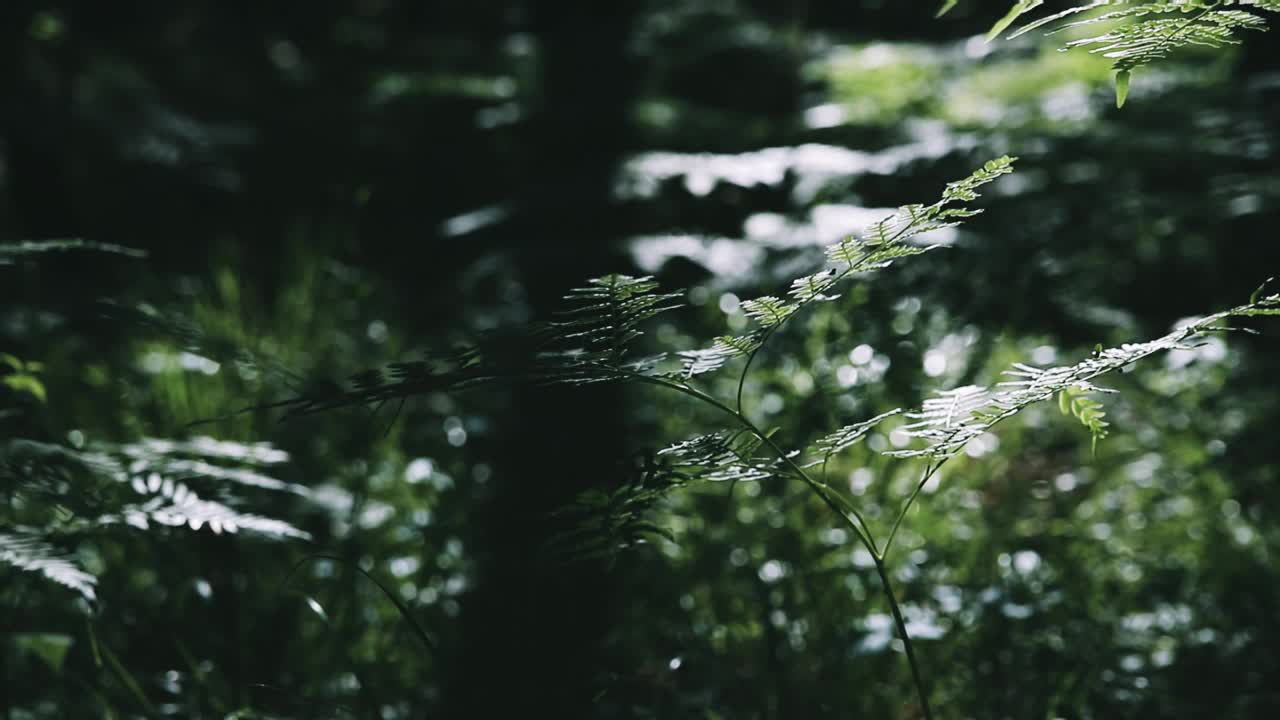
740;296;798;328
672;157;1016;384
659;432;783;483
673;332;766;379
808;409;904;458
887;291;1280;460
543;452;683;566
244;275;686;418
2;439;128;511
788;270;843;304
553;274;684;362
3;436;309;539
1064;10;1267;71
0;532;97;601
117;438;305;495
1058;384;1113;454
0;239;147;260
249;160;1017;415
109;487;310;539
988;0;1279;105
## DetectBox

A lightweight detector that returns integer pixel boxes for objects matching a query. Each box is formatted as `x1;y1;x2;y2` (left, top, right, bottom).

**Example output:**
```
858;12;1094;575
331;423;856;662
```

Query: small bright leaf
987;0;1043;42
305;596;329;622
1115;70;1131;108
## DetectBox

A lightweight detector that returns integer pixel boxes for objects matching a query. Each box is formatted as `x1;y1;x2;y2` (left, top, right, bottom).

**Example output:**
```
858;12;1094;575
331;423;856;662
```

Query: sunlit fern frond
252;161;1017;413
116;437;305;495
0;531;97;601
675;157;1016;380
552;274;685;362
107;486;310;539
3;435;310;540
887;291;1280;460
0;239;147;261
672;332;766;379
1;439;129;515
804;408;904;467
107;437;310;539
659;431;784;483
1061;9;1268;70
985;1;1279;105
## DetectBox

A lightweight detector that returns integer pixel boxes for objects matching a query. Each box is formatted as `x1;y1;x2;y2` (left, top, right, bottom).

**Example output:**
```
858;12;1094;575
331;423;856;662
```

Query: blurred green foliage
3;1;1280;719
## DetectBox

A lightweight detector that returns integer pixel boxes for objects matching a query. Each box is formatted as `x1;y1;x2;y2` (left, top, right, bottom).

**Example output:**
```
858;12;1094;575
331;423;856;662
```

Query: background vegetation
3;1;1279;718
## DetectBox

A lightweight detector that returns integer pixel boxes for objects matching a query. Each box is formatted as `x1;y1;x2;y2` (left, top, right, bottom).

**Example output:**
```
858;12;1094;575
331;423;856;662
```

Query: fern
0;238;147;260
0;531;98;602
888;293;1280;460
543;452;684;566
1;434;311;600
981;0;1280;106
659;431;783;484
1;354;48;403
248;160;1017;424
805;408;905;472
245;274;683;419
674;156;1016;383
239;155;1280;719
1058;383;1113;454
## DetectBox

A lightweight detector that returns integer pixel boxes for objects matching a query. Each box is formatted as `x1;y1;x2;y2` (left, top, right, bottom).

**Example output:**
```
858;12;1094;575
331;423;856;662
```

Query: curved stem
626;371;936;716
882;460;944;560
736;345;763;414
873;556;934;720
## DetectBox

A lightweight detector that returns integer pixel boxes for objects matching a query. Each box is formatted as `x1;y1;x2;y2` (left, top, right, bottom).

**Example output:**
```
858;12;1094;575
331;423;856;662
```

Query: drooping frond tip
1059;383;1113;455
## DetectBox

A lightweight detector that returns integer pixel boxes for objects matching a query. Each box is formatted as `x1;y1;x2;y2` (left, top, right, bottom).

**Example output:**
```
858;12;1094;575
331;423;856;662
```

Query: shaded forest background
3;1;1280;718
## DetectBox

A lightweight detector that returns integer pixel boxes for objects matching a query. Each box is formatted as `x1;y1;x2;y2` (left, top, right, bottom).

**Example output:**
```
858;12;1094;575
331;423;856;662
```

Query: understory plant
261;157;1280;717
1;243;309;612
5;4;1278;717
945;0;1280;106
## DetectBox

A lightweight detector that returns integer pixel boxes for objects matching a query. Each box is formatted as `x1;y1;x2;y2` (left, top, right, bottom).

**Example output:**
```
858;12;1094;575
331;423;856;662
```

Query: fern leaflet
0;532;97;601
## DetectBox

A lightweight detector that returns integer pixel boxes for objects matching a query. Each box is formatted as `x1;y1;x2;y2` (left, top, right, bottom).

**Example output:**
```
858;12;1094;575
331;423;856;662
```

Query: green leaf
13;633;74;673
937;0;959;18
1251;276;1275;305
988;0;1044;42
305;596;329;623
4;374;47;402
1115;70;1131;108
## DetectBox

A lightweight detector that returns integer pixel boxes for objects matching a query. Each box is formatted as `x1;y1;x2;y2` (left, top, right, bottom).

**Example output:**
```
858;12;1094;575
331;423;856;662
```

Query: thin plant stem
873;555;934;720
626;371;934;716
630;373;879;554
882;460;944;560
